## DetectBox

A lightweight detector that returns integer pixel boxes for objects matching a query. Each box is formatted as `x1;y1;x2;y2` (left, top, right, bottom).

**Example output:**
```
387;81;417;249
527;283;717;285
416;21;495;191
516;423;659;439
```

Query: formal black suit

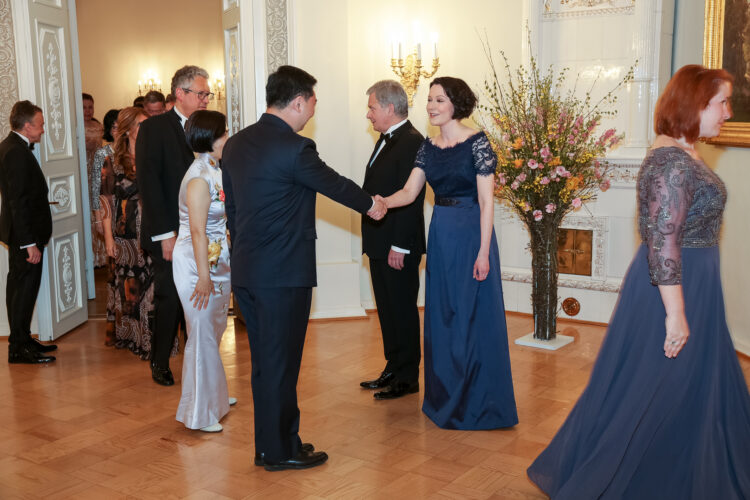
135;108;195;368
0;132;52;348
362;121;425;385
222;113;373;462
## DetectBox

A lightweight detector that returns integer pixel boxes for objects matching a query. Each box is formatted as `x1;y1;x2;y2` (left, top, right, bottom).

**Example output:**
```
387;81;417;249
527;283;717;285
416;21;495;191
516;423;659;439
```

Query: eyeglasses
182;88;215;101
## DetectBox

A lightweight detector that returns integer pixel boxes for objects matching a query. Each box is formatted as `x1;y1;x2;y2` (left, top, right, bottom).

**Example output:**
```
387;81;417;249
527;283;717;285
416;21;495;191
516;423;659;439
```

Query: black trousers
369;253;422;384
6;245;44;347
234;285;312;462
149;247;182;367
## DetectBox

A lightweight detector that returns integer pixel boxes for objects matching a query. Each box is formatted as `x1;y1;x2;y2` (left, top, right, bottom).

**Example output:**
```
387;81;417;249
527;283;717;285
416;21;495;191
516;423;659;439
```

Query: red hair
654;64;733;142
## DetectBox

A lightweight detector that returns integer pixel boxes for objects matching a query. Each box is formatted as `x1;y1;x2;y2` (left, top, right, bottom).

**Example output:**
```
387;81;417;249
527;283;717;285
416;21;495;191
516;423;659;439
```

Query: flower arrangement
479;40;634;341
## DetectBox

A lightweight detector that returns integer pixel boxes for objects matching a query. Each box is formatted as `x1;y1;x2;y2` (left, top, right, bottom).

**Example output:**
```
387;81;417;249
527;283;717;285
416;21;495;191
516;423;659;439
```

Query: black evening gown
528;147;750;499
416;132;518;430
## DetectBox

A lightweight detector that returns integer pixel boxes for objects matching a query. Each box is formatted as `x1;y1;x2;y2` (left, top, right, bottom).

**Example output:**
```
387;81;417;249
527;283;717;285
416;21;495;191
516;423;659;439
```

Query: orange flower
566;175;584;191
513;158;524;168
548;156;561;167
511;137;524;149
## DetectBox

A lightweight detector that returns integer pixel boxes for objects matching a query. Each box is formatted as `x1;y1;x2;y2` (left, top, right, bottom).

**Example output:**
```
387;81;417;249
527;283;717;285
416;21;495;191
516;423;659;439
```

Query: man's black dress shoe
374;381;419;400
263;449;328;471
254;443;314;466
8;345;55;364
29;339;58;353
151;363;174;386
360;371;393;389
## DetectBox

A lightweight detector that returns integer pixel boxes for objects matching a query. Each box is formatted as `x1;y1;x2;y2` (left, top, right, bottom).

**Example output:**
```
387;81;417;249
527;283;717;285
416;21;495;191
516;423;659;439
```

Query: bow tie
380;133;392;143
29;142;35;151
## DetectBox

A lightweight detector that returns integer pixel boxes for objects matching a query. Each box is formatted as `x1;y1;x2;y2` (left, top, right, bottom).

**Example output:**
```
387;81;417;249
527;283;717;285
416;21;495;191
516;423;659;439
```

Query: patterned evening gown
105;158;162;359
527;146;750;499
85;120;107;267
174;153;232;429
416;131;518;430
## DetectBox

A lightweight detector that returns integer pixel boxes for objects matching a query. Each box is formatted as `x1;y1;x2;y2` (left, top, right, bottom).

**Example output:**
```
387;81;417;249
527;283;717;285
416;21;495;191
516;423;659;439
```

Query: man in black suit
136;65;211;385
360;81;426;399
0;101;56;363
222;65;387;471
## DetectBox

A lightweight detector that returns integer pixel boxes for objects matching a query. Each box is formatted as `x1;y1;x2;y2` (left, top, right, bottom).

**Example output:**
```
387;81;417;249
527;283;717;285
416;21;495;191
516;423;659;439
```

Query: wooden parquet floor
2;301;749;499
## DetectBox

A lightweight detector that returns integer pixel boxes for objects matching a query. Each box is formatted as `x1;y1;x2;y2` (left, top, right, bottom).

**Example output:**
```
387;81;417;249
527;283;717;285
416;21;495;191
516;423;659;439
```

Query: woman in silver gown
174;110;234;432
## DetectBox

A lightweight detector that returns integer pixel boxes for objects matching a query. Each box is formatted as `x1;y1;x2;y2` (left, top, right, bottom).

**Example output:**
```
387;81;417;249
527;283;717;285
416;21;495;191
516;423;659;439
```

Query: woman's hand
473;253;490;281
190;276;215;310
663;312;689;358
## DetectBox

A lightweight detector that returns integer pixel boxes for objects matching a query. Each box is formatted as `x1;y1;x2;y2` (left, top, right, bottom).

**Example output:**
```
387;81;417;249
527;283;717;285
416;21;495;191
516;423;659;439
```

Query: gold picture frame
703;0;750;147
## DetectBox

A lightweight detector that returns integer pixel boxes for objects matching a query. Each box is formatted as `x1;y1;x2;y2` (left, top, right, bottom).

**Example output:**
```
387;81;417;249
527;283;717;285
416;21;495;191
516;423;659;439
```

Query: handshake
367;195;388;221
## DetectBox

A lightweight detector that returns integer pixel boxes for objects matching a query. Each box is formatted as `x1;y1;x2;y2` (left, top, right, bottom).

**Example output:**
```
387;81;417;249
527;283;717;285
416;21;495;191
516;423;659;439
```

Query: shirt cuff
20;243;35;249
391;245;410;254
151;231;176;242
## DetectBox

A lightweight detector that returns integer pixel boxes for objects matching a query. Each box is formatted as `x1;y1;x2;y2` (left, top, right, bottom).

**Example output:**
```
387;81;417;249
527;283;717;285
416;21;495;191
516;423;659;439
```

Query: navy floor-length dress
417;131;518;430
528;147;750;499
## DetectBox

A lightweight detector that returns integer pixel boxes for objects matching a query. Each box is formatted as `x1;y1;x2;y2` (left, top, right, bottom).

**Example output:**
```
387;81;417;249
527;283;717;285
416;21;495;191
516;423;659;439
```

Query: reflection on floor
2;305;749;498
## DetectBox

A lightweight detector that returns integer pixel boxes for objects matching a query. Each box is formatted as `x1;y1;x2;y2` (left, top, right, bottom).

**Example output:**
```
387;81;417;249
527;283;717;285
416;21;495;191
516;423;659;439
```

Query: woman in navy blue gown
384;77;518;430
527;65;750;499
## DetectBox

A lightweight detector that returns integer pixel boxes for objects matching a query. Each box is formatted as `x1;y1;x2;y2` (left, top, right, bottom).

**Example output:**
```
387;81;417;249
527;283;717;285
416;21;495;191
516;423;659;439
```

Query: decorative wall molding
226;26;242;134
33;0;62;8
223;0;238;11
0;0;19;138
265;0;288;72
38;23;72;158
48;172;77;220
52;231;82;321
543;0;635;19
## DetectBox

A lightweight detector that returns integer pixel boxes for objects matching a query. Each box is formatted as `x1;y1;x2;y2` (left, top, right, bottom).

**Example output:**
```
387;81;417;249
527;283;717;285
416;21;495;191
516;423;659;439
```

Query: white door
222;0;263;132
10;0;89;340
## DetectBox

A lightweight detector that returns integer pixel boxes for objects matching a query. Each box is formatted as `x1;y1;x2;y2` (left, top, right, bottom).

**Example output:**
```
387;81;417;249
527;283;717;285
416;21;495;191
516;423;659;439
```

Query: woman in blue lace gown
528;65;750;499
384;77;518;430
174;111;234;432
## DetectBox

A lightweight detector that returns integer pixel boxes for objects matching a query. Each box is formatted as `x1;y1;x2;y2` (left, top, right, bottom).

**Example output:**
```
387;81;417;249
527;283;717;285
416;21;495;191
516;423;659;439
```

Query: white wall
76;0;224;119
674;0;750;355
291;0;524;310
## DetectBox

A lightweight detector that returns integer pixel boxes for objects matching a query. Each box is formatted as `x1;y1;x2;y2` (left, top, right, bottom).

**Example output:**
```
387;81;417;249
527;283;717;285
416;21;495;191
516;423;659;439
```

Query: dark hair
82;92;94;102
9;100;43;131
185;110;226;153
430;77;477;120
654;64;733;143
266;65;317;109
102;108;120;142
133;96;145;108
165;93;176;103
143;90;165;104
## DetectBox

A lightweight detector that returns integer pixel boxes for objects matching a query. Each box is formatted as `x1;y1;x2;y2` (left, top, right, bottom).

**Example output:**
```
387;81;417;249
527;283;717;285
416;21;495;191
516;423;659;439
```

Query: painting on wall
704;0;750;147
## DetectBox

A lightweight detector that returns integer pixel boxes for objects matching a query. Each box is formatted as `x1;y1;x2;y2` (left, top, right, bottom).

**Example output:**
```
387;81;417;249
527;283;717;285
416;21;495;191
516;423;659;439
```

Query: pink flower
599;179;611;192
511;181;520;190
539;146;551;161
528;159;538;169
594;167;602;179
533;210;543;221
517;173;527;182
540;176;550;185
545;203;556;214
497;174;507;186
572;197;582;208
522;202;531;212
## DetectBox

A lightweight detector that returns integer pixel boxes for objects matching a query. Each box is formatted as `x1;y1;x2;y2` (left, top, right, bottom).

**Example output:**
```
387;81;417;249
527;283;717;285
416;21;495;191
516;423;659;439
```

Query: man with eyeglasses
136;65;212;386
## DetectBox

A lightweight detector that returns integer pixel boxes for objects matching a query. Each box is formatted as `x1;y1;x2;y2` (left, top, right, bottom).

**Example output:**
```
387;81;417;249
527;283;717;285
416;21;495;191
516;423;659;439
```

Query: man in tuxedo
136;65;210;385
222;65;387;471
360;81;426;399
0;101;56;363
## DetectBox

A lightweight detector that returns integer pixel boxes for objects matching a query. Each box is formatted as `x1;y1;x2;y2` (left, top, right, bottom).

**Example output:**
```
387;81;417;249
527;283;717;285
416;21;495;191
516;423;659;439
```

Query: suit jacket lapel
168;109;193;159
364;121;412;183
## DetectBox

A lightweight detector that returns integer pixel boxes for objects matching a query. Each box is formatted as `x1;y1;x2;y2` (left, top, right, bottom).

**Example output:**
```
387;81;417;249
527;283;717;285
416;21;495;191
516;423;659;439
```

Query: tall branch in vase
479;36;634;341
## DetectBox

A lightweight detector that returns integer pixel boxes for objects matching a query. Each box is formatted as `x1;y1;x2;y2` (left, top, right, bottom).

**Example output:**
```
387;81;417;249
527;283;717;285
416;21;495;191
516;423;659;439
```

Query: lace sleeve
91;146;109;210
641;157;695;285
472;133;497;176
414;140;428;170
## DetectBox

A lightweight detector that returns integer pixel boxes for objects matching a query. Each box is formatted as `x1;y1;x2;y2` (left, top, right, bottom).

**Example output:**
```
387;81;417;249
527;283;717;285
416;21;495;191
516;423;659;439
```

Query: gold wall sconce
211;73;225;101
390;38;439;107
137;70;162;96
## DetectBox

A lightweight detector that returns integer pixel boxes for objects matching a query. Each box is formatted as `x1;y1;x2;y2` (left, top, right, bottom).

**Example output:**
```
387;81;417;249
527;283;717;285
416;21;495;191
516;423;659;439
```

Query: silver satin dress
174;153;232;429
